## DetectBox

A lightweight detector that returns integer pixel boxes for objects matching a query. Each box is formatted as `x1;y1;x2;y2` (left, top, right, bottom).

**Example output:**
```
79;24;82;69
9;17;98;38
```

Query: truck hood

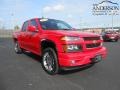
44;30;100;37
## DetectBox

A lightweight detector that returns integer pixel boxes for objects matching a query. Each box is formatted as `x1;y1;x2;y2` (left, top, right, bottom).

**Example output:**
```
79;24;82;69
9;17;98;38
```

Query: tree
14;25;20;30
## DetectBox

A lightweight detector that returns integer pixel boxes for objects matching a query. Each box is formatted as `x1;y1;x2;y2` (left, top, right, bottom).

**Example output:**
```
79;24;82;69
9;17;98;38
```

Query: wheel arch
13;38;18;43
41;39;57;53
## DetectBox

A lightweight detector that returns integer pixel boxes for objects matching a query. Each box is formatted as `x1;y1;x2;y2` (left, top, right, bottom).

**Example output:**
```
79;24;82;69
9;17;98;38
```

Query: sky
0;0;120;29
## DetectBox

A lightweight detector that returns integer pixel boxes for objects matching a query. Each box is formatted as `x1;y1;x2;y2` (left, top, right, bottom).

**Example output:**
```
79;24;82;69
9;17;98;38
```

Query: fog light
71;60;76;64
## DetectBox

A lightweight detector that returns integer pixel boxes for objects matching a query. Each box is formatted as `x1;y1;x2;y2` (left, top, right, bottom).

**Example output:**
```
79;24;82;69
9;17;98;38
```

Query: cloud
53;4;64;11
43;6;52;13
43;4;65;13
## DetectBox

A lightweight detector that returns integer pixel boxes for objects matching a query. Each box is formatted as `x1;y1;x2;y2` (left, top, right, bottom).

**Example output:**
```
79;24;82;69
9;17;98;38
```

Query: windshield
39;19;72;30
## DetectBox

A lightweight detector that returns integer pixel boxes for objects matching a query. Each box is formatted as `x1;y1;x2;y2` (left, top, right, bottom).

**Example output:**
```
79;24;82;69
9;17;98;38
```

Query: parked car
102;31;119;42
13;18;107;75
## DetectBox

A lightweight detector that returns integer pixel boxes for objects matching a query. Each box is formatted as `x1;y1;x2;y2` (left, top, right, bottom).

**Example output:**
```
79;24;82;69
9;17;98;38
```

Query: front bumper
58;47;107;67
104;36;118;40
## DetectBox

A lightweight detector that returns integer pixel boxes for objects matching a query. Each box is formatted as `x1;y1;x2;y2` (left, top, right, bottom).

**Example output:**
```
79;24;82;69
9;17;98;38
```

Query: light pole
11;13;14;30
111;11;114;31
0;19;3;30
0;20;1;30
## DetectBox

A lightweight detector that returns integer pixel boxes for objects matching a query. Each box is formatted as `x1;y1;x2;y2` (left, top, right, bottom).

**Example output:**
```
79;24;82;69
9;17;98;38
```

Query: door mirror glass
28;26;37;32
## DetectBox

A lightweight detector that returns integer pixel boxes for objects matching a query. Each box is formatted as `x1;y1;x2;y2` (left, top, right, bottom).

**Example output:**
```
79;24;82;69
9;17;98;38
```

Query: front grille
83;37;100;41
86;43;101;48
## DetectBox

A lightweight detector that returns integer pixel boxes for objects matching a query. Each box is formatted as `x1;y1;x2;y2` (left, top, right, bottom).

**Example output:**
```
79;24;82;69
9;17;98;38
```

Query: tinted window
39;19;72;30
30;20;38;28
22;21;28;31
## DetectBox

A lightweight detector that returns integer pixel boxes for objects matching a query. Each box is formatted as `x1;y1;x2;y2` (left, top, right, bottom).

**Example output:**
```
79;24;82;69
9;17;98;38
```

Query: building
79;27;120;34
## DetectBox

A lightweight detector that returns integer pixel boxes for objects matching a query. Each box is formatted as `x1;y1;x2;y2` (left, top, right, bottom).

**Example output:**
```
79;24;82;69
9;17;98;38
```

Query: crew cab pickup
13;18;107;75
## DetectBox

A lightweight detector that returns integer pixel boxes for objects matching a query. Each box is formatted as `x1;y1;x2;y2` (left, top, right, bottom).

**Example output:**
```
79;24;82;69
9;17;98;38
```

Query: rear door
19;21;29;49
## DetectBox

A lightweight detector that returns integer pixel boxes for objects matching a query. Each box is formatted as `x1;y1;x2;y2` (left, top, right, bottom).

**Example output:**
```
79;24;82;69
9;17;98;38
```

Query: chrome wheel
14;41;22;54
42;48;59;75
15;42;19;52
43;52;54;71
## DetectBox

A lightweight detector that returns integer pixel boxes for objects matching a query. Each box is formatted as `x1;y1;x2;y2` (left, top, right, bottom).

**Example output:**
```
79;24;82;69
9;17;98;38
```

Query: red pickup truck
13;18;107;75
102;31;119;42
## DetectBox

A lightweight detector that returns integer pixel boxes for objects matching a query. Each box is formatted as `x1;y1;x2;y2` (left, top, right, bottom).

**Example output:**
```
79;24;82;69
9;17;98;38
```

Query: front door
26;19;41;55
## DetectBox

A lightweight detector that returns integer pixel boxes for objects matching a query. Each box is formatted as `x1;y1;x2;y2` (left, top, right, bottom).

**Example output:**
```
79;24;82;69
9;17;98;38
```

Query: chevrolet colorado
13;18;107;75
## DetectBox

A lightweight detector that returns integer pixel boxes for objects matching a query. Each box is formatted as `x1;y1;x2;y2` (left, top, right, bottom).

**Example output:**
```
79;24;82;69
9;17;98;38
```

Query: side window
57;23;69;29
22;21;28;32
30;20;38;28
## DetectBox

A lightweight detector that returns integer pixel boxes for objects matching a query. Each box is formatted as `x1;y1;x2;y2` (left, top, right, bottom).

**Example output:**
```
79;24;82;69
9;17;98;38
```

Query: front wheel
42;48;60;75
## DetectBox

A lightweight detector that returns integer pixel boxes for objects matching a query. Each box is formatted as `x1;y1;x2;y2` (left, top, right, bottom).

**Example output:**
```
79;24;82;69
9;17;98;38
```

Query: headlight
63;45;82;52
61;36;80;41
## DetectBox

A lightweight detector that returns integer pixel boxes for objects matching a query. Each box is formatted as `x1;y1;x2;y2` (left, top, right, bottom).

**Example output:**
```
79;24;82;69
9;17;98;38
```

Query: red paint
13;18;107;67
102;32;119;41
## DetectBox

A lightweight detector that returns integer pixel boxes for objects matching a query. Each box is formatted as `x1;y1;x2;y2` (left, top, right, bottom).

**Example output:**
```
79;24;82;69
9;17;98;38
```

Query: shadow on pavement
22;51;94;75
59;64;94;75
23;51;42;63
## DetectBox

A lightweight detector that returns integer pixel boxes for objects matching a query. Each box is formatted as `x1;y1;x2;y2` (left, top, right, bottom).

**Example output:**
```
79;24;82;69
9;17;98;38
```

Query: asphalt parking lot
0;38;120;90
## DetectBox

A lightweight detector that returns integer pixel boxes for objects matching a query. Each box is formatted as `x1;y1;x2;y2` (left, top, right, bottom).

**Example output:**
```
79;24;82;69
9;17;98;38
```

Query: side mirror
28;26;37;32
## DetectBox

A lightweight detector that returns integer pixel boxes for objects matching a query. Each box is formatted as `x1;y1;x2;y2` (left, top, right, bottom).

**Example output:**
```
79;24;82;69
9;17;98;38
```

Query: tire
14;41;23;54
42;48;60;75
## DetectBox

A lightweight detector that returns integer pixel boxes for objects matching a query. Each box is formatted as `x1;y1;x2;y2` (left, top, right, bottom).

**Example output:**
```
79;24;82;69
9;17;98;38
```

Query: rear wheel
14;41;23;54
42;48;60;75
